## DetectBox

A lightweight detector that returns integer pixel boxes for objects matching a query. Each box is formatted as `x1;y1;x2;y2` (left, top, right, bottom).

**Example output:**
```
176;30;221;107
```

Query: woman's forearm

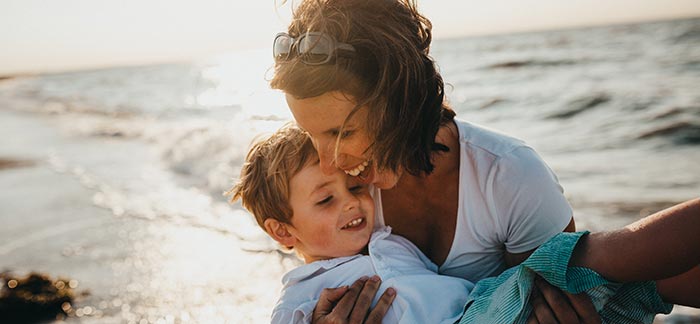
570;198;700;283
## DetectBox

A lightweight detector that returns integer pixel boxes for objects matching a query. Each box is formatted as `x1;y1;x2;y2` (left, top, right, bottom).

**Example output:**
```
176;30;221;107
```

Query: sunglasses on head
273;32;356;65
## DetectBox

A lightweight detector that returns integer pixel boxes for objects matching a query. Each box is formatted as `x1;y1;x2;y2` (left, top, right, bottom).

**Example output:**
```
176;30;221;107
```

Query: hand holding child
312;277;396;324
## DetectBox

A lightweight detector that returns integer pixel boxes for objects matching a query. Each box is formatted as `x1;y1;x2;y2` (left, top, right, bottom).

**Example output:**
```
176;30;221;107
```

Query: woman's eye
331;129;353;138
317;196;333;205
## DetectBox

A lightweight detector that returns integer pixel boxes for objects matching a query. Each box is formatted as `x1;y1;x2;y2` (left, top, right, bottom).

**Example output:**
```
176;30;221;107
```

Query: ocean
1;17;698;323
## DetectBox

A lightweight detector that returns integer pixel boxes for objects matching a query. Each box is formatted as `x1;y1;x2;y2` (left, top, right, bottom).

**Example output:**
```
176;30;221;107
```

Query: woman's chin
356;163;375;185
364;165;401;189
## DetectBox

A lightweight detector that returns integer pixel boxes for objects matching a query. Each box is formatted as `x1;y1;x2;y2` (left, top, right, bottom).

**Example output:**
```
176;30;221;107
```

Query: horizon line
1;15;697;78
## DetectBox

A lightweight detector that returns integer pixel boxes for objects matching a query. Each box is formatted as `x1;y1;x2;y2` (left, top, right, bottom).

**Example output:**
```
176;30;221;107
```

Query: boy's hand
312;276;396;324
527;276;601;324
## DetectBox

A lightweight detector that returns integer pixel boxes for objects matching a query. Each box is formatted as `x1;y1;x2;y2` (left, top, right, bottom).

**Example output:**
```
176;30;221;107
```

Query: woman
270;0;596;322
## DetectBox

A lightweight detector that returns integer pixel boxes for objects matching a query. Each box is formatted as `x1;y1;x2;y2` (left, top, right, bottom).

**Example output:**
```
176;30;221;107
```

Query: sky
1;0;699;75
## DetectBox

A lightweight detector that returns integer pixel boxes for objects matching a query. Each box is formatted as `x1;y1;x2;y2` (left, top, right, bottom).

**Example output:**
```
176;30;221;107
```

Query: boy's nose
343;196;359;211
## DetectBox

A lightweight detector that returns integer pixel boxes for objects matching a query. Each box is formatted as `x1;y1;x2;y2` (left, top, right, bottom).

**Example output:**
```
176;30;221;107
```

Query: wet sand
0;109;291;323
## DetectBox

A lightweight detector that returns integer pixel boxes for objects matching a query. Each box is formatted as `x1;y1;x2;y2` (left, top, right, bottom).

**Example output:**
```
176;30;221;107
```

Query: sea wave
486;59;579;69
636;121;700;144
546;94;611;119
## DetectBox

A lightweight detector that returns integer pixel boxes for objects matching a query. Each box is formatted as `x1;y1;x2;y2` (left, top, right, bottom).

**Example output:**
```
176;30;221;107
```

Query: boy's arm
569;198;700;284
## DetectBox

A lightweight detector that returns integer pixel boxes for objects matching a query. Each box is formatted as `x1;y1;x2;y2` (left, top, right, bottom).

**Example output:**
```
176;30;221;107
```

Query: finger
526;293;541;324
534;277;579;324
526;312;540;324
530;285;557;324
333;276;369;320
314;285;349;318
564;291;601;324
348;275;382;324
365;287;396;324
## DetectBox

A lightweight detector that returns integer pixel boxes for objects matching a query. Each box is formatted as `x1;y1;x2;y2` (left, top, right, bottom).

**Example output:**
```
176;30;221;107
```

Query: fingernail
386;287;396;296
370;275;381;282
359;276;369;281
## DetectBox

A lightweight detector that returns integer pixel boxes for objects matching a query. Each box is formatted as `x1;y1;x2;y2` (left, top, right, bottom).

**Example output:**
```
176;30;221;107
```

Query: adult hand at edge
527;275;601;324
312;276;396;324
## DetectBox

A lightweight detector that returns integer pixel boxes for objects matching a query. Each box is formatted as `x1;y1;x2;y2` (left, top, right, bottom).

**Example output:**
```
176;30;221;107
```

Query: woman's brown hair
271;0;455;175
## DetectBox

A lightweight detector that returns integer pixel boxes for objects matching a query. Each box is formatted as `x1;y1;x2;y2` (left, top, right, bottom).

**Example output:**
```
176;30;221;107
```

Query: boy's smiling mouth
341;217;365;230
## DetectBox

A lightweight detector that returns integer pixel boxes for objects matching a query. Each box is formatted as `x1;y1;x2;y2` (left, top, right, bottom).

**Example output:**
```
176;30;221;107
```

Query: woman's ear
264;218;296;249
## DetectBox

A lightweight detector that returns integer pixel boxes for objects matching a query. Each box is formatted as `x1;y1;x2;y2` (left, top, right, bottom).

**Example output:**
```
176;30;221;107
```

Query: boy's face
287;162;375;263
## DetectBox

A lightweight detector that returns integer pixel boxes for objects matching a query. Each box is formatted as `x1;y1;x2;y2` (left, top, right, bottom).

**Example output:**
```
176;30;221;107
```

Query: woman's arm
569;198;700;306
656;266;700;307
569;198;700;282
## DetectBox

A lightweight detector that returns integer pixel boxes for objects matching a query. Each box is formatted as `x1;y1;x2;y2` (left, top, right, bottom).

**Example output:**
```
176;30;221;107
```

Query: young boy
229;124;700;324
229;124;473;323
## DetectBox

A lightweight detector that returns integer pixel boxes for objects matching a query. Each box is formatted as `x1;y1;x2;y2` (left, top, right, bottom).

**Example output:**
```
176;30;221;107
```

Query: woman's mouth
344;161;369;177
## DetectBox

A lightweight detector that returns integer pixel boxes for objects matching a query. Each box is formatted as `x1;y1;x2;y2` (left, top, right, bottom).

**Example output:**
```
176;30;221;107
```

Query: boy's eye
349;185;365;193
317;196;333;205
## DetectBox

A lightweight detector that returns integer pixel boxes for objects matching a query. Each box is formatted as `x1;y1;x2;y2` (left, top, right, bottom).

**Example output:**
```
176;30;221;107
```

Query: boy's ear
264;218;296;249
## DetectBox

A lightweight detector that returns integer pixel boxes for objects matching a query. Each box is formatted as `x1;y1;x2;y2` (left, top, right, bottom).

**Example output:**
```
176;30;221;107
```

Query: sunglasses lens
298;34;331;64
274;32;351;65
273;35;293;60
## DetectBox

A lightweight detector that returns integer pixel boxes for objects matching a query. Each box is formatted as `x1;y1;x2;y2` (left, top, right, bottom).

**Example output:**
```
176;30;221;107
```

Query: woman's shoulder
451;118;556;189
453;118;530;158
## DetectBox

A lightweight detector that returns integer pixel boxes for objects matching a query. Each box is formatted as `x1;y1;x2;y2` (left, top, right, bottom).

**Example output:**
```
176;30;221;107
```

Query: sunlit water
0;18;698;323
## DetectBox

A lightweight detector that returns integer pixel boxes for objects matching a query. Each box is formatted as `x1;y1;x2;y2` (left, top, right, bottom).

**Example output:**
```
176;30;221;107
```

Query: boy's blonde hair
228;124;317;229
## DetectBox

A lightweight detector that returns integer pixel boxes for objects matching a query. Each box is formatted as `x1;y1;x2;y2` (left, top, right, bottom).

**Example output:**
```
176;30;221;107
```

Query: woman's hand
312;276;396;324
526;276;601;324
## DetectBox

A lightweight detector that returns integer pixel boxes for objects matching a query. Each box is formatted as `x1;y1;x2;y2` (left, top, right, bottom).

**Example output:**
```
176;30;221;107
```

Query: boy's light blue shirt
272;226;474;324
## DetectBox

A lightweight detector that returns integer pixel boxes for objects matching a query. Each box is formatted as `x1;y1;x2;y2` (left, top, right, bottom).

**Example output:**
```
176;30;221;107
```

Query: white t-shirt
271;227;474;324
373;119;573;282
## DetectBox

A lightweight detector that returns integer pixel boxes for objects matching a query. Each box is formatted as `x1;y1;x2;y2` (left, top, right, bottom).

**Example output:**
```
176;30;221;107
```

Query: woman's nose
315;141;338;175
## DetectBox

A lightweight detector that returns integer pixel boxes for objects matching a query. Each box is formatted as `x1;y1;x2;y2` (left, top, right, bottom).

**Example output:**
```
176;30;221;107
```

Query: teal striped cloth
459;231;673;324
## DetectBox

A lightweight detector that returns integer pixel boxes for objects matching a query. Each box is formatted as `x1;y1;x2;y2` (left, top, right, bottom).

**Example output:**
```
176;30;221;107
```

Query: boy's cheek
361;196;375;218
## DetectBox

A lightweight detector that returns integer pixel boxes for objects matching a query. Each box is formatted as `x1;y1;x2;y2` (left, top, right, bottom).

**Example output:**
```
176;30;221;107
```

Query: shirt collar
281;227;393;287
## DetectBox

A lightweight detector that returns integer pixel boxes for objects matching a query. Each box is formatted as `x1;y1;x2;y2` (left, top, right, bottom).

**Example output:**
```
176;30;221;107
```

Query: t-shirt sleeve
488;146;573;254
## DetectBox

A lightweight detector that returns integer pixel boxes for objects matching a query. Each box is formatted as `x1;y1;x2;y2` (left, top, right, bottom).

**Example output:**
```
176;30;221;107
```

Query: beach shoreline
0;108;291;323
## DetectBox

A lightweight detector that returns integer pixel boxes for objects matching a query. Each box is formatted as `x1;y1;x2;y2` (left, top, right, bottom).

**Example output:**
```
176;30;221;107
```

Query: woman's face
286;91;401;189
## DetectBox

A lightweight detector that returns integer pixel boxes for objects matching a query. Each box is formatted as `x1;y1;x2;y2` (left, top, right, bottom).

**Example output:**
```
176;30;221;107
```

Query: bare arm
569;198;700;283
656;265;700;307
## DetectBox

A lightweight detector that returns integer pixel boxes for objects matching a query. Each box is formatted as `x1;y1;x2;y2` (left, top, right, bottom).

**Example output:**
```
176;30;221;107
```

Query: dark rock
0;272;76;323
